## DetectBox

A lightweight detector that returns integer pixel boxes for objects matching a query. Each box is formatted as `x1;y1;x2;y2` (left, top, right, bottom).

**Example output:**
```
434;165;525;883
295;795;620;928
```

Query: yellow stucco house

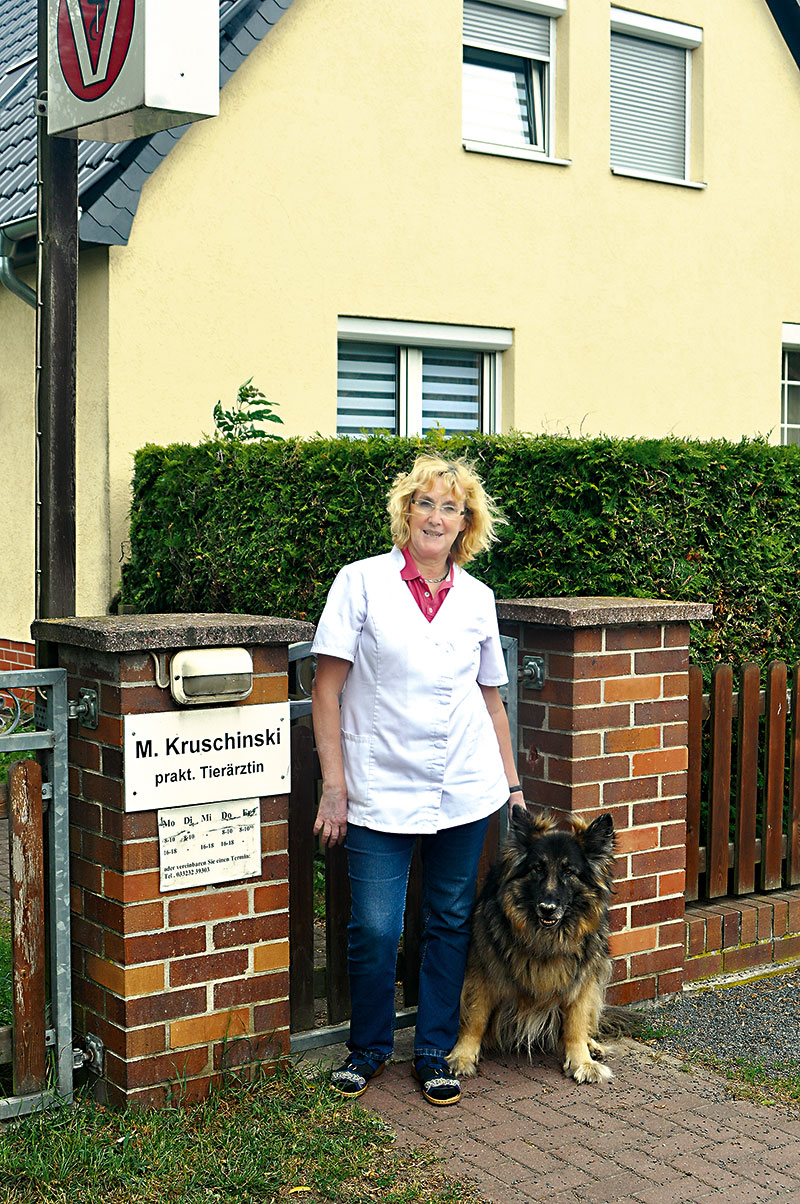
1;0;800;658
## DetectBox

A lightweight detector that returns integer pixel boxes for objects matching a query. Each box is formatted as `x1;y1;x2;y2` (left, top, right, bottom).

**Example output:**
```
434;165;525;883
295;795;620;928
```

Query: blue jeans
344;816;490;1063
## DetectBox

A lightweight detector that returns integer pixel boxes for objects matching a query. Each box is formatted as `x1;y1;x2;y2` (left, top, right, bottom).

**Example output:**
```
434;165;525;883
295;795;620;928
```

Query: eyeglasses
411;498;465;518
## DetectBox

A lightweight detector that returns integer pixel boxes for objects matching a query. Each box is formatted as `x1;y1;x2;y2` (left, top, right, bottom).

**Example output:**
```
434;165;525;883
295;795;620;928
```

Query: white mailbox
48;0;219;142
169;647;254;706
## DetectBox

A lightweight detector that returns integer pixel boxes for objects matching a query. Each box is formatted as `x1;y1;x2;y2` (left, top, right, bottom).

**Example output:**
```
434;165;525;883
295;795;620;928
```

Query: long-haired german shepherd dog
449;807;636;1085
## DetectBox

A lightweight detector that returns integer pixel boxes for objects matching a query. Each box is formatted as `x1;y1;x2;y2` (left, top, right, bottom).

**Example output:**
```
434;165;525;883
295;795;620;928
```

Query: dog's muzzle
536;901;564;927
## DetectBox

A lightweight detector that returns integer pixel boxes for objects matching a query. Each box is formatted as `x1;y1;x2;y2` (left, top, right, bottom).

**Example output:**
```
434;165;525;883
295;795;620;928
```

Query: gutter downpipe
0;217;37;308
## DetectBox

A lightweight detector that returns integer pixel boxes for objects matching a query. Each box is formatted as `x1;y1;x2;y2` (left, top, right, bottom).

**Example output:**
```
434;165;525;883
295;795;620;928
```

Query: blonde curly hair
387;454;505;566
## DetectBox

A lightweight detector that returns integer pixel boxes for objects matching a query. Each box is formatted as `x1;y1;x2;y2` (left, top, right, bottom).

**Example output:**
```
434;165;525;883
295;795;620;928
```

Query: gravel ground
644;965;800;1071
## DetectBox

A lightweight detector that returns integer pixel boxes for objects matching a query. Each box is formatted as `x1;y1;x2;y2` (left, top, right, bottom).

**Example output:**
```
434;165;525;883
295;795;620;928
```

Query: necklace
423;567;449;584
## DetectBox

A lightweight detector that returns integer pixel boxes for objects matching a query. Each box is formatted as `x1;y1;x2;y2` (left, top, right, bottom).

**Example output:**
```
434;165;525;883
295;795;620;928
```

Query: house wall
0;248;110;644
5;0;800;638
102;0;800;571
77;249;112;619
0;275;36;643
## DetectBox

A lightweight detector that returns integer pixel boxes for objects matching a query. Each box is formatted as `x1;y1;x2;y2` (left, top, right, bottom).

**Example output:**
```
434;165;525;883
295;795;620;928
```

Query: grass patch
0;1062;486;1204
685;1052;800;1110
639;1020;671;1042
643;1015;800;1111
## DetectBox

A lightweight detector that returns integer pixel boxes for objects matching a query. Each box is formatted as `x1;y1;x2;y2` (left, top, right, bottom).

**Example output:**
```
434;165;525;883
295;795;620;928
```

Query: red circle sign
57;0;135;102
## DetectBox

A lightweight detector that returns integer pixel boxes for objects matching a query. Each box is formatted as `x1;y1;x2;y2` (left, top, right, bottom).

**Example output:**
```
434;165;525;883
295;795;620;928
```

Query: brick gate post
497;598;712;1005
31;614;313;1107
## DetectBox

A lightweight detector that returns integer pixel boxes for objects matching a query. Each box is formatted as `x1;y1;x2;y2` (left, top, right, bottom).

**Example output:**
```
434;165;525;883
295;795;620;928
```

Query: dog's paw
447;1045;480;1078
564;1056;613;1085
587;1038;606;1061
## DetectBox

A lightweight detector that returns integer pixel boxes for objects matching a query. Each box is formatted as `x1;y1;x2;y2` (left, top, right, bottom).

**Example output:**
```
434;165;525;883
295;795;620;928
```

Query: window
336;319;512;437
610;8;702;185
781;325;800;446
462;1;565;160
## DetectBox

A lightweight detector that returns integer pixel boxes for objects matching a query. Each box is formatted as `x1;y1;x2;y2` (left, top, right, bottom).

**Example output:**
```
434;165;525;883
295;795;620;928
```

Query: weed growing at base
0;1062;485;1204
0;911;10;1028
644;1012;800;1110
716;1055;800;1108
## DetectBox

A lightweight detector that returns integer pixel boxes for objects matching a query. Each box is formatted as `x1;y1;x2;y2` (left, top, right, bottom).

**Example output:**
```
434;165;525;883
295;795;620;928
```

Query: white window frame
337;318;512;437
781;323;800;446
610;8;705;189
462;0;568;166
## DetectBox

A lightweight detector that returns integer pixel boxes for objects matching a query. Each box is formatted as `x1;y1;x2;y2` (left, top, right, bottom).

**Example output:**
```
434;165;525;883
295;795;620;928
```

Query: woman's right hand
313;782;349;847
311;655;353;847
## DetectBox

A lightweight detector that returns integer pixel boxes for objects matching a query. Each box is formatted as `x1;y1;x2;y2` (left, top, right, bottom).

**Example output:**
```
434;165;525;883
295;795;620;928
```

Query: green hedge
122;433;800;677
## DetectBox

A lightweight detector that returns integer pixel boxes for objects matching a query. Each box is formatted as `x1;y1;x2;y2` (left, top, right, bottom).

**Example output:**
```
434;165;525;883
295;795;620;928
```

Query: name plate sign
158;799;261;892
123;703;289;812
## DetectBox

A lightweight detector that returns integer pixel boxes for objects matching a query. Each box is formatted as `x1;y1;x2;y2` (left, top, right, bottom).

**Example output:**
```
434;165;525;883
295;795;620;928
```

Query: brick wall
0;639;35;673
498;597;712;1007
685;892;800;981
0;639;36;710
32;615;312;1108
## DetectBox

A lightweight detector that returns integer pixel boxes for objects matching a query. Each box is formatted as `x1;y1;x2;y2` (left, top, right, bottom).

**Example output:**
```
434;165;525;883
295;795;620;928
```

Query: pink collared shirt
400;546;454;621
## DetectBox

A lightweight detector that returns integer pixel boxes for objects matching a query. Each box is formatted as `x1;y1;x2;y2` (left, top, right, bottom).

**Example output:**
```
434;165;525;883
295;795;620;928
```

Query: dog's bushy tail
598;1006;647;1039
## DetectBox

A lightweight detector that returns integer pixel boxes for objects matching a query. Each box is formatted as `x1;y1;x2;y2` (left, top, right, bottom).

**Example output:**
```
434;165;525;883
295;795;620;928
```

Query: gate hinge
73;1033;103;1073
520;655;545;691
68;688;98;729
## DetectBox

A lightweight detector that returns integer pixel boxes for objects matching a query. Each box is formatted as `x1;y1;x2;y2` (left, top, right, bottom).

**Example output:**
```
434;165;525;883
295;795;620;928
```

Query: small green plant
0;739;36;785
212;378;284;442
639;1020;672;1041
0;910;12;1028
313;853;326;921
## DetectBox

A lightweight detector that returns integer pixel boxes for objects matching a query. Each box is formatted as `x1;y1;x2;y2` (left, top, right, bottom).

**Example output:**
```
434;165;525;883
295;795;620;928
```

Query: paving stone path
350;1037;800;1204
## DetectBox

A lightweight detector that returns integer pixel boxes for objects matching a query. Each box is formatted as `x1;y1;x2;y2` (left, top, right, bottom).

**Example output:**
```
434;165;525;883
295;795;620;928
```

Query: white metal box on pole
48;0;219;142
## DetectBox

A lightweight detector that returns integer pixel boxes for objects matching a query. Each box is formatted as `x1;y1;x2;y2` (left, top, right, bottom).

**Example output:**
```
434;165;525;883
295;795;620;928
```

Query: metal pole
36;0;78;631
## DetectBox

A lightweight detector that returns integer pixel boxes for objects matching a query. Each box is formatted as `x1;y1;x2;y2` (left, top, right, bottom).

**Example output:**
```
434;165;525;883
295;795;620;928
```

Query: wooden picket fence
687;661;800;901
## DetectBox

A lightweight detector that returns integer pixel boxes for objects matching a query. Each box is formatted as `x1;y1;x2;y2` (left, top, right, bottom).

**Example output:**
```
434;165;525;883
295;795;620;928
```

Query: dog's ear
506;809;556;857
574;813;615;870
508;804;535;845
508;806;556;847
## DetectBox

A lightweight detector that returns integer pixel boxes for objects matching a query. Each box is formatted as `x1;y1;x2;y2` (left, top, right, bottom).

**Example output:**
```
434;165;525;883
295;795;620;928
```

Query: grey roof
765;0;800;69
0;0;297;244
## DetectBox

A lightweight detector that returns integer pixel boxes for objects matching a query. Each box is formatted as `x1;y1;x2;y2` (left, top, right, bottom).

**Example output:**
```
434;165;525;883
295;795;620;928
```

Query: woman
311;454;522;1106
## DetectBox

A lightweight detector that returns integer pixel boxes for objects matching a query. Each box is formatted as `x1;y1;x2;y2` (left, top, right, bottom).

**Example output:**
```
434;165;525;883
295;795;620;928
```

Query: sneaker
330;1051;385;1099
412;1056;461;1106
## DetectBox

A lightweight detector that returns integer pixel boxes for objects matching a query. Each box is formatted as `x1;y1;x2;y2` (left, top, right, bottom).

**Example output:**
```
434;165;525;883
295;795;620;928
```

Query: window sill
463;140;571;166
611;167;707;190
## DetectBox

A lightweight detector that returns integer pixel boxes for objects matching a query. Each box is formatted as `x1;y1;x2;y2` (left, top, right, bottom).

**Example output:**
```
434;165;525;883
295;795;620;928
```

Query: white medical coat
311;546;509;833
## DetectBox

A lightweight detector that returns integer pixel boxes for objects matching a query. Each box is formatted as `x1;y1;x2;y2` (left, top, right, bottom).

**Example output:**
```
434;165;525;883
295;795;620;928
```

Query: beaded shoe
330;1051;386;1099
412;1056;461;1106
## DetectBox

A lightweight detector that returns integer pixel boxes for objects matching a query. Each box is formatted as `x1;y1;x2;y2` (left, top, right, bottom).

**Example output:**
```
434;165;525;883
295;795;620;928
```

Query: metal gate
0;668;72;1118
287;633;518;1051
